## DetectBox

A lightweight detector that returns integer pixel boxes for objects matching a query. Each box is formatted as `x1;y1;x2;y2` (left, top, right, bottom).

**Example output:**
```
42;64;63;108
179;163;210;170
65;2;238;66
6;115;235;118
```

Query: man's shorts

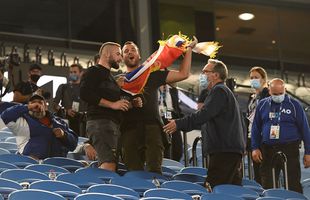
86;119;120;164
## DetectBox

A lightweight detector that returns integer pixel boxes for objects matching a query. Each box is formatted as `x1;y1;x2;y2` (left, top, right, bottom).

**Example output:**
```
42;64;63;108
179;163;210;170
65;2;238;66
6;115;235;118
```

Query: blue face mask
250;79;261;89
271;94;285;103
199;74;209;89
69;74;79;82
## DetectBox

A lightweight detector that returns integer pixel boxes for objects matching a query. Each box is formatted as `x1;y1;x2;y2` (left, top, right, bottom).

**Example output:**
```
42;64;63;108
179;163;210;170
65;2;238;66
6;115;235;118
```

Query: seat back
87;184;139;198
74;193;123;200
179;167;207;177
8;189;66;200
25;164;69;175
75;167;119;182
161;180;208;195
0;169;49;183
143;188;192;200
263;189;308;199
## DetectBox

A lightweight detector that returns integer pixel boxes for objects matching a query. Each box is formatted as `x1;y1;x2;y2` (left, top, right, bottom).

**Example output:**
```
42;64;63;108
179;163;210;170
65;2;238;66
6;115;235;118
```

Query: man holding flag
120;36;197;174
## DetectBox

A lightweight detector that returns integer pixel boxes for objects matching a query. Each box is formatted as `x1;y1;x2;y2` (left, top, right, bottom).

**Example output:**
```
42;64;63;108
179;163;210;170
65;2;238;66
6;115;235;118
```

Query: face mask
199;74;209;89
271;94;285;103
69;74;79;82
250;79;261;89
30;74;40;82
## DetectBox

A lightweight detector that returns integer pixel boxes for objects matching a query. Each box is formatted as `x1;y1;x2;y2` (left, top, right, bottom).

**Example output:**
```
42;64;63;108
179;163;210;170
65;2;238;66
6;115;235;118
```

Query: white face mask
199;73;209;89
250;79;261;89
271;94;285;103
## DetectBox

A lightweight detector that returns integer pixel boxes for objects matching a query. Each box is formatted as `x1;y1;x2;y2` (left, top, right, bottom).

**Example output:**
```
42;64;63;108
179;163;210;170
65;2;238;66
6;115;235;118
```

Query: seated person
0;94;78;160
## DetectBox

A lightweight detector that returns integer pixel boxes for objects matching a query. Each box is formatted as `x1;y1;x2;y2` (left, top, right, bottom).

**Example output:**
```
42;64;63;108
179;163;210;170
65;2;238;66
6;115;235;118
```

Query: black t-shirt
123;70;169;124
14;81;38;96
80;65;122;123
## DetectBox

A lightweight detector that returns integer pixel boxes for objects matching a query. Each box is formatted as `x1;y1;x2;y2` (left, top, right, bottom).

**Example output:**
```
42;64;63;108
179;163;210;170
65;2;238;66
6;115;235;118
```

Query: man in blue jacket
164;59;246;189
0;94;78;160
251;78;310;193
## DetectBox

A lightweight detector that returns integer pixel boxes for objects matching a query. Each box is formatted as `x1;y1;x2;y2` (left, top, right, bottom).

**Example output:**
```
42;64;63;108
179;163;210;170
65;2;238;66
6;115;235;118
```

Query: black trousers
260;141;302;193
206;152;242;188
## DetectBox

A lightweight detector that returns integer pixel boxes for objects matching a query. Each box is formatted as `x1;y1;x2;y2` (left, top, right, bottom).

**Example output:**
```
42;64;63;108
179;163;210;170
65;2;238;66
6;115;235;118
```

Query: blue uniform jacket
251;95;310;154
0;105;78;159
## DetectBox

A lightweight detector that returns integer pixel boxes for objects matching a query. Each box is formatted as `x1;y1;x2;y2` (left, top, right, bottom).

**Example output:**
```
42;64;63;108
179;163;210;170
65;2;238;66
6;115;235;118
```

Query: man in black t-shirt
13;63;42;103
120;39;197;174
80;42;138;172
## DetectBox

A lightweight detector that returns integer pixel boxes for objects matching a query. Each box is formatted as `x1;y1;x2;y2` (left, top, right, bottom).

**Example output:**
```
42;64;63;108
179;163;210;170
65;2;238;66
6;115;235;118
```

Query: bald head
269;78;285;96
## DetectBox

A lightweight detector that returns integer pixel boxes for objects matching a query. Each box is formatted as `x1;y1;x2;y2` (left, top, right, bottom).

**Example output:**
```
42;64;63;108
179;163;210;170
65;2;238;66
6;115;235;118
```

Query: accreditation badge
270;125;280;139
72;101;80;112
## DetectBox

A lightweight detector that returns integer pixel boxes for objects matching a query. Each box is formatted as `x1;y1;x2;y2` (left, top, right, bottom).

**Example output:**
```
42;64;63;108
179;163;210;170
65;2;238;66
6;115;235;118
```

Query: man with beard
80;42;132;171
120;39;197;174
0;94;78;160
13;64;43;103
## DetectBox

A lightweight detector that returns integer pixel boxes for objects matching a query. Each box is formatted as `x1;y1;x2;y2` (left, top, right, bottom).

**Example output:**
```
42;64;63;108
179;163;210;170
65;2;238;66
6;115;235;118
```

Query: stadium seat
301;178;310;199
0;161;18;173
0;169;49;183
201;193;244;200
0;142;17;153
0;131;13;141
256;197;285;200
8;189;66;200
75;167;120;183
262;189;308;199
179;167;208;177
171;173;205;184
87;184;140;200
161;166;177;179
4;137;16;143
213;184;259;200
140;198;168;200
110;177;156;196
25;164;69;176
242;178;262;188
0;148;10;155
161;180;208;195
74;193;123;200
123;170;168;184
30;180;82;199
43;157;85;172
162;158;184;172
0;177;23;198
56;172;103;190
143;188;192;200
0;154;38;168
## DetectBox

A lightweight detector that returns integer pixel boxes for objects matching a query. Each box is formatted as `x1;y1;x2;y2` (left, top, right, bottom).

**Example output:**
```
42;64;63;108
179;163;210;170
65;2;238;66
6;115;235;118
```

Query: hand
187;36;198;49
53;128;65;138
28;102;44;112
163;120;177;134
252;149;263;163
304;154;310;168
111;99;130;111
197;103;204;110
132;97;143;108
116;76;125;87
66;109;76;117
84;143;97;161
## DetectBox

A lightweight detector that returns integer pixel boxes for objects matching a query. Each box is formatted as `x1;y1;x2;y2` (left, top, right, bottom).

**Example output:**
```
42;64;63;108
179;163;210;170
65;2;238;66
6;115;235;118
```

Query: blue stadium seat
74;193;123;200
87;184;140;200
0;169;49;183
43;157;85;172
302;178;310;199
161;166;177;179
0;142;17;153
143;188;192;200
179;167;208;177
56;172;103;190
4;137;16;143
0;161;18;173
161;180;208;195
256;197;285;200
0;148;10;155
123;170;168;184
242;178;262;187
0;177;23;198
75;167;120;183
8;189;66;200
140;198;168;200
0;131;13;141
172;173;205;185
0;154;38;168
111;177;156;196
201;193;244;200
162;158;184;172
25;164;69;176
262;189;308;199
213;184;259;200
30;180;82;199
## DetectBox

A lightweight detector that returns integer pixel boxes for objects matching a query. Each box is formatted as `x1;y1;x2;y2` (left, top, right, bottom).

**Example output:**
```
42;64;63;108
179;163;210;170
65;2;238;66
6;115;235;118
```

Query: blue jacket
251;95;310;154
0;105;78;159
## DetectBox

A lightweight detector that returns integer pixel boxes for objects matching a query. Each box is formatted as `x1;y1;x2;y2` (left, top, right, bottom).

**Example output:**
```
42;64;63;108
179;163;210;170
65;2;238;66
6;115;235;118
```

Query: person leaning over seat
0;94;78;160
